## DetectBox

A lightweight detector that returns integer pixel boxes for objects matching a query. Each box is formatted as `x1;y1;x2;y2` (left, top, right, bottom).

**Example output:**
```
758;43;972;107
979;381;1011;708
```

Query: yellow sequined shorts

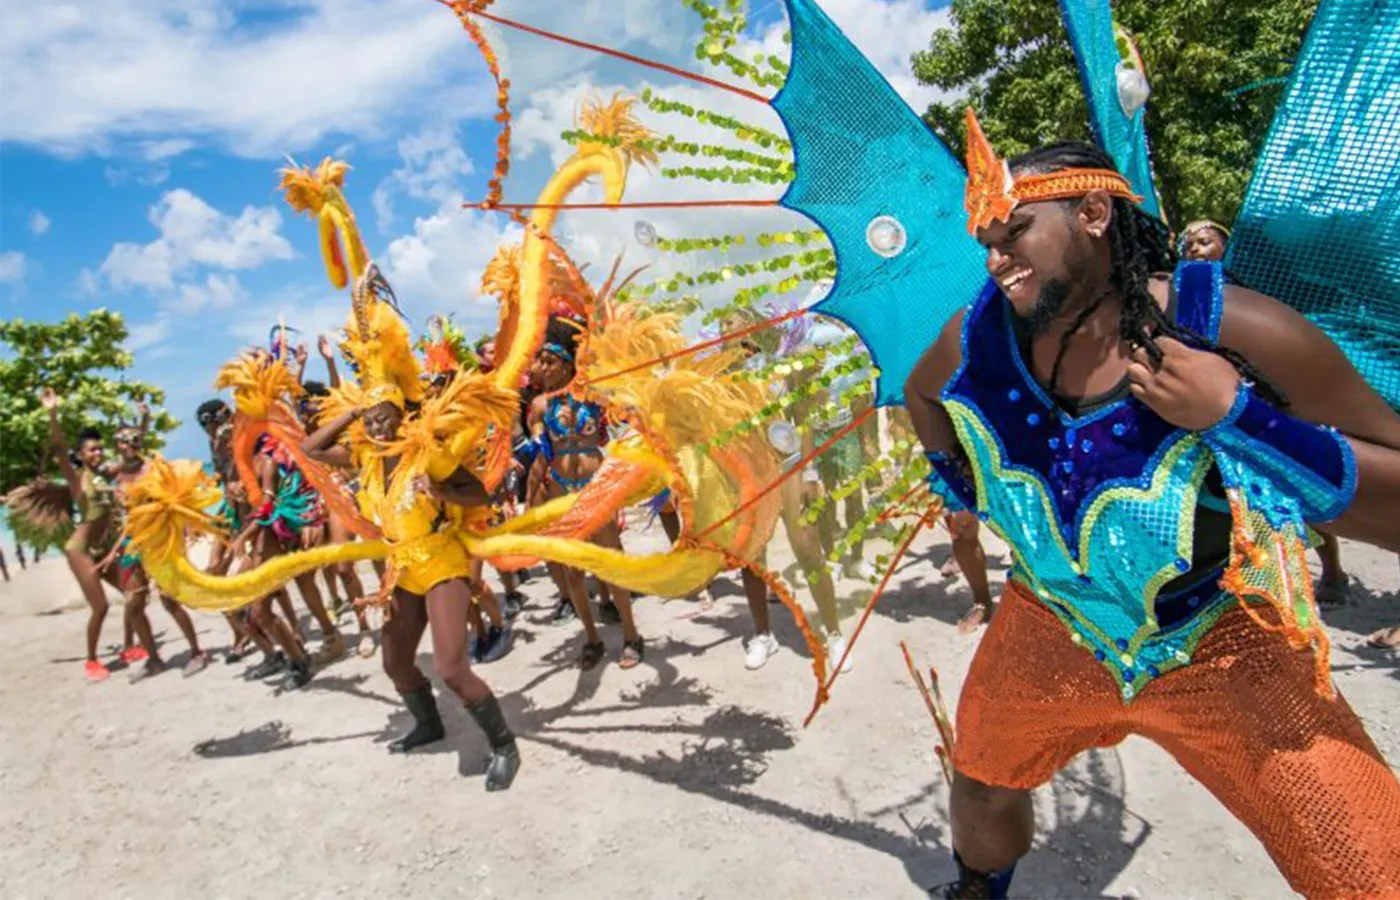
388;531;472;597
955;581;1400;897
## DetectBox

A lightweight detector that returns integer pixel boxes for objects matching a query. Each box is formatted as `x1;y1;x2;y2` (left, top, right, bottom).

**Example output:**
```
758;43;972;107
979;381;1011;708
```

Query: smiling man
904;110;1400;898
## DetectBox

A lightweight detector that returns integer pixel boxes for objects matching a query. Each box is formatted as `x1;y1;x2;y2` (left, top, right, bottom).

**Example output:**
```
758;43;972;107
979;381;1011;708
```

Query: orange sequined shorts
955;581;1400;897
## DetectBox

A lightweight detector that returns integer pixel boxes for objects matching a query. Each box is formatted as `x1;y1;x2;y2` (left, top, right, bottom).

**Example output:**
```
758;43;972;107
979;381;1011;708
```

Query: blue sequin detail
1081;439;1093;453
1048;437;1061;449
1008;388;1021;402
1112;423;1127;437
1027;412;1041;426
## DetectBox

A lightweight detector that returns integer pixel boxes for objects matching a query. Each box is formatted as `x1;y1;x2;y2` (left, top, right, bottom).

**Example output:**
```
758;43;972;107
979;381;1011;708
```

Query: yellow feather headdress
342;265;423;410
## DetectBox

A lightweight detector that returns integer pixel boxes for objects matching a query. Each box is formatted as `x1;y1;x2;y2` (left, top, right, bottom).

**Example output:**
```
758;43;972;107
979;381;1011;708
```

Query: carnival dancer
419;320;512;663
196;398;265;662
302;271;521;790
907;118;1400;897
527;317;645;670
223;428;326;685
39;389;135;682
101;414;210;679
1178;219;1230;264
720;310;853;672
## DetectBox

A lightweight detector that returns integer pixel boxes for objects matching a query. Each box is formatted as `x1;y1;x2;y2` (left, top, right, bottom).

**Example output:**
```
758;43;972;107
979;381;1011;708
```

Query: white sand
0;525;1395;899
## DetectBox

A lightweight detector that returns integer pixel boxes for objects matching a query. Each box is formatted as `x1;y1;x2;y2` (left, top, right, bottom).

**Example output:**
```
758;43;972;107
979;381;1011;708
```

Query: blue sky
0;0;951;477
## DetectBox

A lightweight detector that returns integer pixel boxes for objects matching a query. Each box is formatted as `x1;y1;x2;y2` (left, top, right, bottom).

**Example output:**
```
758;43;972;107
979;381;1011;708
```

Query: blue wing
1058;0;1162;219
771;0;987;407
1224;0;1400;410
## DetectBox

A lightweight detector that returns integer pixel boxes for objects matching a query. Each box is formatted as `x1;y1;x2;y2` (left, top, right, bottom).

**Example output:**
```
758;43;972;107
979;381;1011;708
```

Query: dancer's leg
65;547;110;663
424;579;492;705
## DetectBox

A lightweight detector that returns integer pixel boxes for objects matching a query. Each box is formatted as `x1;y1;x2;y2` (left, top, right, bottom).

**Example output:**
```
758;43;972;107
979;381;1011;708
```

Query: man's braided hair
1008;142;1286;406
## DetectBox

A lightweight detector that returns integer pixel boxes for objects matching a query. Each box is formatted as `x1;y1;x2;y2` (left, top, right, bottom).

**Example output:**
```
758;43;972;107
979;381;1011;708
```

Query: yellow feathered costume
123;96;787;643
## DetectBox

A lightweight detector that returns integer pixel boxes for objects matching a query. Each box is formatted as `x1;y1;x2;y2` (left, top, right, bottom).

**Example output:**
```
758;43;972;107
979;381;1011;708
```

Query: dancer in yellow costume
297;267;521;789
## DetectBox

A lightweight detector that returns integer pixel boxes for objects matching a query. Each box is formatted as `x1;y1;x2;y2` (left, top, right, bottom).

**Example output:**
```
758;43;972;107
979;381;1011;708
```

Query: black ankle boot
928;851;1016;899
465;693;520;791
389;685;445;753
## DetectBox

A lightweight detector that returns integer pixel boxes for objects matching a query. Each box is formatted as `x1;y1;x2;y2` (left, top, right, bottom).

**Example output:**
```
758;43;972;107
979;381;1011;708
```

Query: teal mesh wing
772;0;988;406
1225;0;1400;410
1058;0;1162;219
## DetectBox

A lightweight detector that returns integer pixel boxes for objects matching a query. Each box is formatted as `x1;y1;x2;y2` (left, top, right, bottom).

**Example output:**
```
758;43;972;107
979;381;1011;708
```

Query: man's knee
953;771;1030;814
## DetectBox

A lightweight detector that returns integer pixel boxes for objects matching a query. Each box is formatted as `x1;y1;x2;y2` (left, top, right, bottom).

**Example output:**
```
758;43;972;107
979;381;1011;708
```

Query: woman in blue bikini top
526;320;608;499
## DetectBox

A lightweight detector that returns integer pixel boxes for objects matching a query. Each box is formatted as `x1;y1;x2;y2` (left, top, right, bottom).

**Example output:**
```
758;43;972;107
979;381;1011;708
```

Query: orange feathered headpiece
963;107;1142;235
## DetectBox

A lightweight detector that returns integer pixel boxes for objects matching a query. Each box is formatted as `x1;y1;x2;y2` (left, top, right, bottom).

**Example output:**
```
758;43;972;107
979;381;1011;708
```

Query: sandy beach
0;523;1395;899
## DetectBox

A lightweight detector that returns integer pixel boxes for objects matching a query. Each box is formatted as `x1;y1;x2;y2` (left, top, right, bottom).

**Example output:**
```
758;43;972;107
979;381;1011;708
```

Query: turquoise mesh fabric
1225;0;1400;411
1059;0;1162;219
773;0;988;406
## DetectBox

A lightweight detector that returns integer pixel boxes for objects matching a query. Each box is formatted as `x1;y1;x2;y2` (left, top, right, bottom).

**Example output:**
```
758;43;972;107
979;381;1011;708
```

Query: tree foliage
0;310;177;495
913;0;1318;227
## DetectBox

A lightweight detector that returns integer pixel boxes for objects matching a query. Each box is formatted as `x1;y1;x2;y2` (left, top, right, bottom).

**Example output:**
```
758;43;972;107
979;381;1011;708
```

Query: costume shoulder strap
1172;260;1224;343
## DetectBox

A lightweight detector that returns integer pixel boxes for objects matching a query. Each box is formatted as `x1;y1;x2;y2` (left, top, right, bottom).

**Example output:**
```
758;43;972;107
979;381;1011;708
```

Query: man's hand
293;343;309;367
1126;337;1240;431
39;388;58;412
318;334;336;361
137;401;150;418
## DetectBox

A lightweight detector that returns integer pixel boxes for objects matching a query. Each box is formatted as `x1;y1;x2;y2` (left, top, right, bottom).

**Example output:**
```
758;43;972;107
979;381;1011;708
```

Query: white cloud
223;283;365;349
75;268;99;296
99;188;293;291
801;0;952;113
172;272;246;314
372;128;477;232
0;251;26;284
0;0;493;159
126;317;173;352
28;210;50;236
380;195;520;334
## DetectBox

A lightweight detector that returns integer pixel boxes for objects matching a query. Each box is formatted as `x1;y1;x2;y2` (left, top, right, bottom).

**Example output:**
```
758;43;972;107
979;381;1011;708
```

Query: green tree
0;310;177;495
913;0;1317;227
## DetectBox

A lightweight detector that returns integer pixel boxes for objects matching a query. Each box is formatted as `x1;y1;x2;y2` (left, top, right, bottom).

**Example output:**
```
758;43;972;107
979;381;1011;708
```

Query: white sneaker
826;634;854;674
744;633;779;670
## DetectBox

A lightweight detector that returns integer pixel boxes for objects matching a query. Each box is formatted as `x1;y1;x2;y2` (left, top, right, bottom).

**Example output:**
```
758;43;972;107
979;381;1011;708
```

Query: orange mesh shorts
955;581;1400;897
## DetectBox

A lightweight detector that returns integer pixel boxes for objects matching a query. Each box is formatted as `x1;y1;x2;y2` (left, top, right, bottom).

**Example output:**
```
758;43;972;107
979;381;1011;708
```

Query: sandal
956;603;993;635
619;637;645;670
579;641;606;671
1366;625;1400;650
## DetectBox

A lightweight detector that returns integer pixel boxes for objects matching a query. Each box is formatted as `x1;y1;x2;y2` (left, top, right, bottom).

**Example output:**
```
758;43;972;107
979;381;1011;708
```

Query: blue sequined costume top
940;261;1355;699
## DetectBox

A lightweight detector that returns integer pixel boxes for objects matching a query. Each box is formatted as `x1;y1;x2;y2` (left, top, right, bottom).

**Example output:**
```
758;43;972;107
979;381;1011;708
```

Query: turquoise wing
1224;0;1400;410
772;0;988;406
1058;0;1162;219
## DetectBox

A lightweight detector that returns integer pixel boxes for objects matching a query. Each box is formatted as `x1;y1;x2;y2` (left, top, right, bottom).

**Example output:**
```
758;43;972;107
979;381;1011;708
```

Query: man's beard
1018;278;1070;336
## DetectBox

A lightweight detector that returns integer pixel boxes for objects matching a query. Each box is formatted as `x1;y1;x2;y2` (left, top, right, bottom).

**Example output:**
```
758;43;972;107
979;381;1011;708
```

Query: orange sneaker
84;660;111;682
119;647;149;664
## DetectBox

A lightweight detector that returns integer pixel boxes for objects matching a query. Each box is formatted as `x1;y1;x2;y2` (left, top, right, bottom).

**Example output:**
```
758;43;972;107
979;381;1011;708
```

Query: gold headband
363;383;405;410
